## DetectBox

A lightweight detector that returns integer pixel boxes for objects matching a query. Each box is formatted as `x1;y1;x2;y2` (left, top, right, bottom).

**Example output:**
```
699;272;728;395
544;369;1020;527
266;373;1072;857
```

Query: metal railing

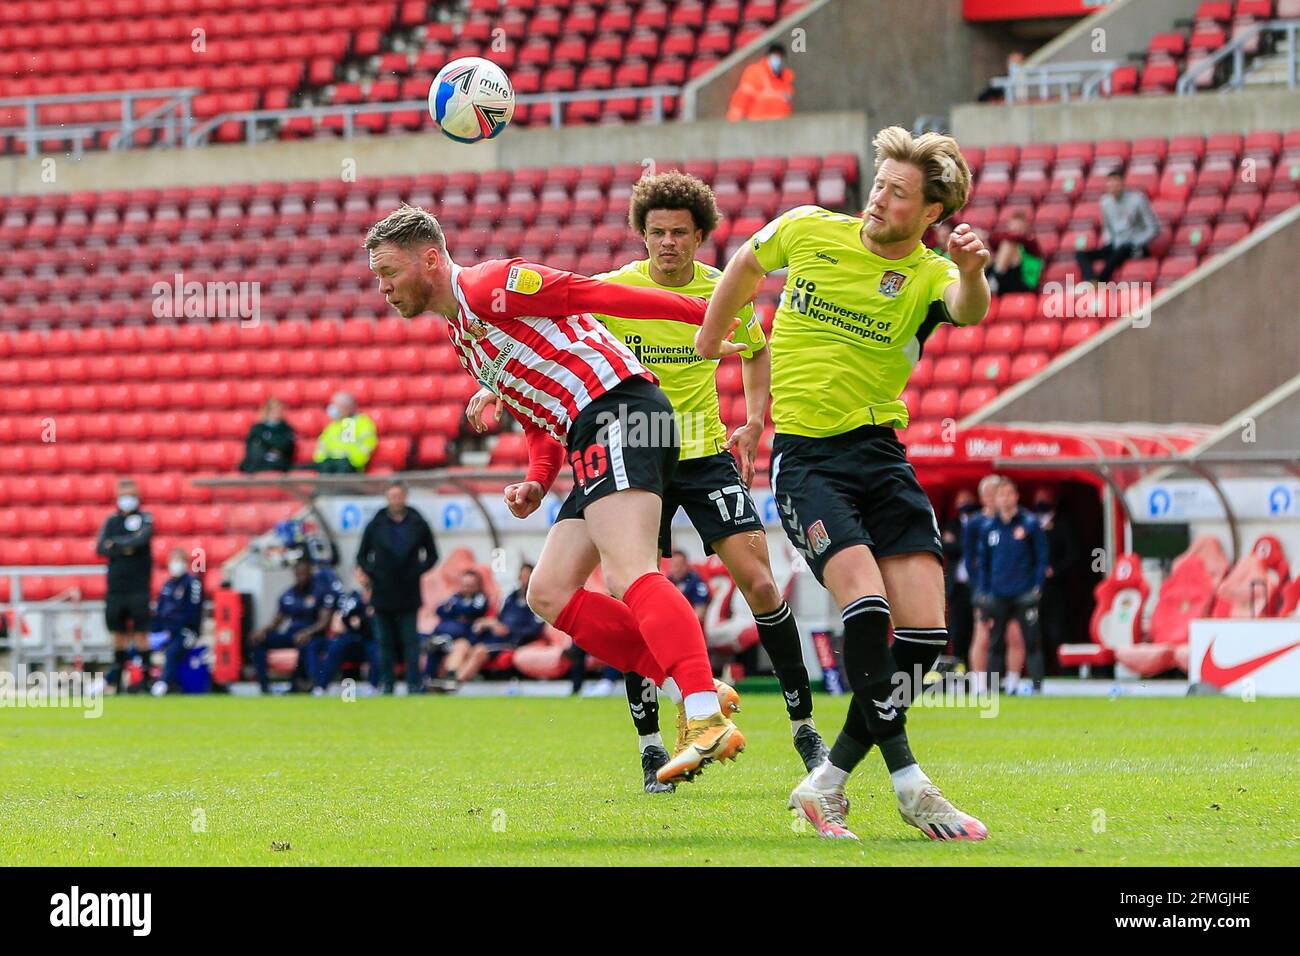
184;86;681;146
1177;20;1299;94
0;88;200;158
0;565;107;678
0;85;680;155
991;61;1121;104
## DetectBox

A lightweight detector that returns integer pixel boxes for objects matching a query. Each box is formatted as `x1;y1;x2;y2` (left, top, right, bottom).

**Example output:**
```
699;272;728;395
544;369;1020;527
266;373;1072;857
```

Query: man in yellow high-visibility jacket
313;391;378;473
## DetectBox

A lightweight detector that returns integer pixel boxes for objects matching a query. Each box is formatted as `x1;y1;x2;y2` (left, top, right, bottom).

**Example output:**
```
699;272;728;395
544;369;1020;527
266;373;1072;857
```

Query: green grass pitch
1;693;1297;866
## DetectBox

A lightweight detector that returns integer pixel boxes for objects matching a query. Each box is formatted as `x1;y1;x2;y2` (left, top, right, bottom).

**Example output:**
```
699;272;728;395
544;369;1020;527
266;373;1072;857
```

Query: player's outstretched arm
943;223;992;327
698;244;766;359
563;270;708;326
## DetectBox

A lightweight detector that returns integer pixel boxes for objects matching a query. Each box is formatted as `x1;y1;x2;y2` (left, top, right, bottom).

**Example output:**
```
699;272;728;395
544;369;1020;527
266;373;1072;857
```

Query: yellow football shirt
593;259;765;460
750;205;959;436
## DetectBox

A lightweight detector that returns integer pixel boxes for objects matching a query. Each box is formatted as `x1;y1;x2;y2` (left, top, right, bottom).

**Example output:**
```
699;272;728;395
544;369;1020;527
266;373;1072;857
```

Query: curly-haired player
470;171;829;792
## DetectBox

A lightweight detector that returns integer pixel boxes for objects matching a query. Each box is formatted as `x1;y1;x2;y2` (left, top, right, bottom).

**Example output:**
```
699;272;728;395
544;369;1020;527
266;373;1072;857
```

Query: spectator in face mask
239;398;296;473
97;478;154;694
149;547;204;696
726;42;795;122
312;391;378;474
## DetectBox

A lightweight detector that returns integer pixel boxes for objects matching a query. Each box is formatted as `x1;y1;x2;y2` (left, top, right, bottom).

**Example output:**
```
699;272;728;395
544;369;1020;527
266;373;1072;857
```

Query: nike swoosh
1201;638;1300;687
584;476;608;495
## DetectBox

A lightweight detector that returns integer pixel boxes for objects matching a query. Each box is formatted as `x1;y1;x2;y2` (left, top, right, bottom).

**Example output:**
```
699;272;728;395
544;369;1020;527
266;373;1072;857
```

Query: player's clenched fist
947;222;990;273
466;386;500;434
504;480;544;519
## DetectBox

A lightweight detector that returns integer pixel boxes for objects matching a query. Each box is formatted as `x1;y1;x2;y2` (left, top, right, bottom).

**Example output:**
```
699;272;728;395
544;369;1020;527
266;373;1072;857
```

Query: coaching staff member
356;481;438;694
96;477;154;693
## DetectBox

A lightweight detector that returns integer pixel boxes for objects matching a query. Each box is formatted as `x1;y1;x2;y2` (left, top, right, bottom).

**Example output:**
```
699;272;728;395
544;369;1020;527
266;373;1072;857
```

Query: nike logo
583;476;608;495
1200;638;1300;687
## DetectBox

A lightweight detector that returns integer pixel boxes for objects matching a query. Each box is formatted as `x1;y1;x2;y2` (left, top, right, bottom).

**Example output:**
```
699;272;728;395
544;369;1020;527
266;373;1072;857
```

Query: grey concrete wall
970;205;1300;425
1195;377;1300;455
1029;0;1199;66
0;111;870;195
952;87;1300;146
689;0;1022;131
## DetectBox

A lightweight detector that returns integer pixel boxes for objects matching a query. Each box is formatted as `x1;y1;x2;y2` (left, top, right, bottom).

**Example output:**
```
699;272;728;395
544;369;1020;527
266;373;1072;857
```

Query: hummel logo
871;697;898;721
784;690;801;706
815;251;839;264
583;476;608;495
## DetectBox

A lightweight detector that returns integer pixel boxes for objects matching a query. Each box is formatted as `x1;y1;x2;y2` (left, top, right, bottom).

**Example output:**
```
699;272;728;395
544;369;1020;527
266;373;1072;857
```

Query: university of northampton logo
879;271;907;298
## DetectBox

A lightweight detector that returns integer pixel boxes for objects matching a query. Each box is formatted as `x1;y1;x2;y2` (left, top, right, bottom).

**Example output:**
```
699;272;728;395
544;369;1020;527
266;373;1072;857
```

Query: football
428;56;515;144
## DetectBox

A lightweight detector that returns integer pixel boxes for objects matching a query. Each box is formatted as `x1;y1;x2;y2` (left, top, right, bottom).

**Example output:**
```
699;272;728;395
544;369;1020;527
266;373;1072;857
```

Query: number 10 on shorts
708;485;748;522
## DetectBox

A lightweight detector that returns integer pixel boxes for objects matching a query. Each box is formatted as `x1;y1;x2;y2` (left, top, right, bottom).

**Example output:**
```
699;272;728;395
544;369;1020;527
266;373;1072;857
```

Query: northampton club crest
878;271;907;298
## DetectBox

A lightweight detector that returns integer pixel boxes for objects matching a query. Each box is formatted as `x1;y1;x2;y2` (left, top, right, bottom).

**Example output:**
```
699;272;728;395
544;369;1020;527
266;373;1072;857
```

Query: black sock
841;595;906;740
754;603;813;721
829;697;874;772
565;644;585;693
892;627;948;712
876;730;918;775
110;649;128;692
624;672;660;737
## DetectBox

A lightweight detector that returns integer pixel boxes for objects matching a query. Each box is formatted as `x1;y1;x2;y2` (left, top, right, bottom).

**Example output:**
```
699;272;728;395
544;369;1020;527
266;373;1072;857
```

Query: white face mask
117;495;139;512
168;561;187;577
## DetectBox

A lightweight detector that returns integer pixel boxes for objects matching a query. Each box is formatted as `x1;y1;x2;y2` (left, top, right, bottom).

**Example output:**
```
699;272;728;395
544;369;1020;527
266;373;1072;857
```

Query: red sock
622;572;714;696
554;588;666;685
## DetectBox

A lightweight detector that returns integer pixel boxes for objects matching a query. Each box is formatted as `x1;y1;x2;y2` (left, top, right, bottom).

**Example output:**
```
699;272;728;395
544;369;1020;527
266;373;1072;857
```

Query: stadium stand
0;0;810;152
1008;1;1300;98
0;0;410;150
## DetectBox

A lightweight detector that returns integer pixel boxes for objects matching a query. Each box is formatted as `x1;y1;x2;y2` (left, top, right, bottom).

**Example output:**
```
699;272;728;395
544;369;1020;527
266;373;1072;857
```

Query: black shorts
771;425;943;584
104;591;151;634
659;452;764;557
556;376;679;521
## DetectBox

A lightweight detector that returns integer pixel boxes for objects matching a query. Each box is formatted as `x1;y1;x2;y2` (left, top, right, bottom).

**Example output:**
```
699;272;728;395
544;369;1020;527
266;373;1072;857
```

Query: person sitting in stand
988;210;1043;294
448;562;546;685
148;547;204;696
311;567;382;695
427;569;490;692
312;391;378;474
238;398;296;473
250;558;336;693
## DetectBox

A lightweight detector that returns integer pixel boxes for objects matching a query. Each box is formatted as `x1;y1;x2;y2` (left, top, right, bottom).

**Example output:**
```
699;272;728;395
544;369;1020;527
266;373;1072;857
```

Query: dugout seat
1062;553;1149;674
1211;534;1291;618
1142;536;1230;670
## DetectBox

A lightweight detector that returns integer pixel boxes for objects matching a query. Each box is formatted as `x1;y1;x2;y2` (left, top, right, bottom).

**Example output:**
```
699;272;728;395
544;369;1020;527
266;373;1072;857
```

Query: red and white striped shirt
448;259;708;445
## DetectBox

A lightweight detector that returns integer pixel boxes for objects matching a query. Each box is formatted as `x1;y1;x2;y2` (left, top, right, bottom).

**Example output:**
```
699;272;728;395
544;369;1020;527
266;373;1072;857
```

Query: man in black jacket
96;478;155;693
239;398;297;473
356;481;438;694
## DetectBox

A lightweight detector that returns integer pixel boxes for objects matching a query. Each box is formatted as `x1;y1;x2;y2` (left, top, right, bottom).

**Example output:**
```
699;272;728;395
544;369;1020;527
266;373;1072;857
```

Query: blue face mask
327;404;341;420
768;54;784;73
117;495;139;512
